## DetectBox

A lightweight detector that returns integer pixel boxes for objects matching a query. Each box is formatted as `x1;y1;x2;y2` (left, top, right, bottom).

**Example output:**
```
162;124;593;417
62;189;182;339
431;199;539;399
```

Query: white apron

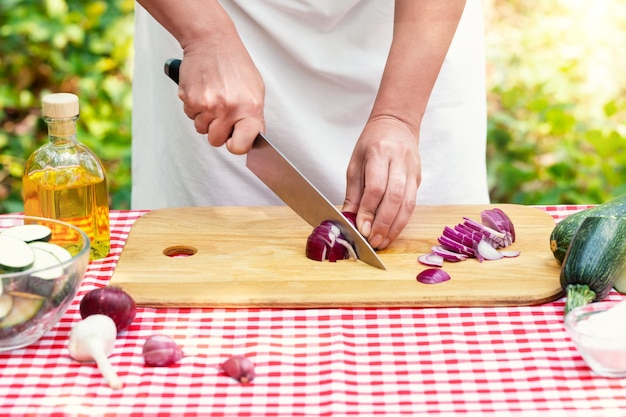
131;0;489;209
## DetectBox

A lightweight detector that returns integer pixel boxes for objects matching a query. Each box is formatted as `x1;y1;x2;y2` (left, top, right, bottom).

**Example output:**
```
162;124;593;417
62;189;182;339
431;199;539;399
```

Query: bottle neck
44;116;78;143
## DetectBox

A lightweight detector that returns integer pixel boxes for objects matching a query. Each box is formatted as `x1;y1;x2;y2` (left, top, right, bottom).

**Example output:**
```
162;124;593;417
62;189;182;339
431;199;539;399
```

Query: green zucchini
0;236;35;272
0;295;45;339
550;193;626;265
560;216;626;314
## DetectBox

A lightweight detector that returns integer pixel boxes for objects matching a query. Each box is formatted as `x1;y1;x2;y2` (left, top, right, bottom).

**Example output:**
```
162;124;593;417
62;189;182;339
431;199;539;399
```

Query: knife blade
164;58;386;270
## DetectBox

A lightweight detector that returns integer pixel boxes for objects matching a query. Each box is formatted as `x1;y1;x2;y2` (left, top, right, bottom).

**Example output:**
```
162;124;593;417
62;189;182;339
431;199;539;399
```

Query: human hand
342;116;421;250
178;36;265;154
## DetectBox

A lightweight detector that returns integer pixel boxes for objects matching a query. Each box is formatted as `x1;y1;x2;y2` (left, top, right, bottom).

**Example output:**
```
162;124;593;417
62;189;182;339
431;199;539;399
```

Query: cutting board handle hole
163;245;198;258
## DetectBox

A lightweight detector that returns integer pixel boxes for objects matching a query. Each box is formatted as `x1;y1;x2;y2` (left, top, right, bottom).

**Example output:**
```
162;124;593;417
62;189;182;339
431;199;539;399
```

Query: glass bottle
23;93;110;260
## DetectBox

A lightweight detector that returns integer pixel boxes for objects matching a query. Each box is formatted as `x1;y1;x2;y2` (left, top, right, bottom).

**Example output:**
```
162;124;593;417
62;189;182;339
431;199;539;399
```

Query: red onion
476;239;504;261
305;212;358;262
431;245;468;262
79;286;137;333
418;208;519;267
482;208;516;242
221;355;255;384
417;253;444;267
142;335;184;367
416;268;451;284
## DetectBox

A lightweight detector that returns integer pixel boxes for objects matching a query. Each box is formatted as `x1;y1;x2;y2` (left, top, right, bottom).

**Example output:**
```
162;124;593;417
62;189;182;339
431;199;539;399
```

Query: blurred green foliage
485;0;626;204
0;0;134;213
487;82;626;204
0;0;624;213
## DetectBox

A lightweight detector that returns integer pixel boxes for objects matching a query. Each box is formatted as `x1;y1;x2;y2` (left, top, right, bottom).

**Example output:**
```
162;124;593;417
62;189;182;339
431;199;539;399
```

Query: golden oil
23;93;110;260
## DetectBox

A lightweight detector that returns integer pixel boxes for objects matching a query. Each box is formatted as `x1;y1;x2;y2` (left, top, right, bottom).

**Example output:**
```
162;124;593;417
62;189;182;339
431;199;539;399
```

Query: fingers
356;161;416;250
226;117;265;154
355;158;388;244
343;120;421;250
370;163;418;250
176;48;265;154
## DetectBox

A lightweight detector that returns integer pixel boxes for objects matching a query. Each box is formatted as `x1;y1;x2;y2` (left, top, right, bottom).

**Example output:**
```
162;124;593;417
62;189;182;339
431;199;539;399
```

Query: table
1;206;625;417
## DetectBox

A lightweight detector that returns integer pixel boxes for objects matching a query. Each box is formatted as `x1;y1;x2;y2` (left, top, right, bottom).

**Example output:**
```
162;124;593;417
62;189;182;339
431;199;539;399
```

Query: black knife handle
164;58;181;85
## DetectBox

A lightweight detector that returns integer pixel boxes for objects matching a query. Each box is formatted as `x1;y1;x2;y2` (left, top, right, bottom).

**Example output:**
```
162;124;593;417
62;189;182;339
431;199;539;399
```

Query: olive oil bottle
23;93;110;260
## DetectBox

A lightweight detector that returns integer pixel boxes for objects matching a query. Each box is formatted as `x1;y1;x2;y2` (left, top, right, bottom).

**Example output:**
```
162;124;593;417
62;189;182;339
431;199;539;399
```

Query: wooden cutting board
109;204;564;308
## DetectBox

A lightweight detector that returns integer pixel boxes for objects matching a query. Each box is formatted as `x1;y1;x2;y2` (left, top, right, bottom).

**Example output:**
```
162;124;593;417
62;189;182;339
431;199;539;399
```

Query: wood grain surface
109;204;563;308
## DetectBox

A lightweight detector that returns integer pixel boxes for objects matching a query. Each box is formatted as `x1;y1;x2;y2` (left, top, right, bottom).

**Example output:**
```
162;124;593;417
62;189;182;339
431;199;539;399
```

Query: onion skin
221;355;256;384
142;335;184;367
79;286;137;333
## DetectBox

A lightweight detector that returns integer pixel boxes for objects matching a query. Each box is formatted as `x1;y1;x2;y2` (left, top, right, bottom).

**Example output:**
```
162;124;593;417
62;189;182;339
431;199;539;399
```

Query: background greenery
1;0;624;213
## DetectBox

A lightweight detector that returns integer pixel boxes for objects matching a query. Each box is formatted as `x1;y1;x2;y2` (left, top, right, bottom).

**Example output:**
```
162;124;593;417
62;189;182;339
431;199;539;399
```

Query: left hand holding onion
343;116;421;250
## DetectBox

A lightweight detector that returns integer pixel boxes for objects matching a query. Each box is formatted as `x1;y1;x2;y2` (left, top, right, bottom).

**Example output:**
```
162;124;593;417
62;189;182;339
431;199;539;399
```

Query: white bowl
565;301;626;378
0;216;90;351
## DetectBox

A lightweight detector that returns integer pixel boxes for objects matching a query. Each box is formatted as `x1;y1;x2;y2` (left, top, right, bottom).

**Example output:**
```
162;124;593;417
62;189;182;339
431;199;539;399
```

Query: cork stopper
42;93;79;119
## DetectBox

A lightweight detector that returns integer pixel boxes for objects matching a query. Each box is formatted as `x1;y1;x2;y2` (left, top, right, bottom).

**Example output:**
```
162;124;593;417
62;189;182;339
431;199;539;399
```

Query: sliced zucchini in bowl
0;224;52;243
0;236;35;272
0;293;13;320
0;295;46;339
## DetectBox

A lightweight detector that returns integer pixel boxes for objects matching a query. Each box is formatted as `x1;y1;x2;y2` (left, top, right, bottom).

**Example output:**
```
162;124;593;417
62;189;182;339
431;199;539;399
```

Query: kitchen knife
164;59;386;270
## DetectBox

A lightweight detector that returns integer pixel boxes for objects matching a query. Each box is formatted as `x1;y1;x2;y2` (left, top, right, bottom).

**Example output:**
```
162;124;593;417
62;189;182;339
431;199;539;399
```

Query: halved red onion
416;268;451;284
306;212;359;262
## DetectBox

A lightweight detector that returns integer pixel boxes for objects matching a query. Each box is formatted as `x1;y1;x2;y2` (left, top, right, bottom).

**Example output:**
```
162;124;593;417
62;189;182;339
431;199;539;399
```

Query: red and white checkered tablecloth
1;206;625;417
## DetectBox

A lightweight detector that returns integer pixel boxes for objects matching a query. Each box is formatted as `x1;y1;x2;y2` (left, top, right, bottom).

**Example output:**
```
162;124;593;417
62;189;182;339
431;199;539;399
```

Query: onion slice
476;239;504;261
416;268;451;284
431;245;469;262
417;253;444;267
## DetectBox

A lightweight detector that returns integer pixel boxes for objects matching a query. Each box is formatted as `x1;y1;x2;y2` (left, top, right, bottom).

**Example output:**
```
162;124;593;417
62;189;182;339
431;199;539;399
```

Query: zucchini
560;216;626;314
0;236;35;272
550;193;626;265
0;224;52;243
0;293;13;320
0;295;45;339
615;268;626;294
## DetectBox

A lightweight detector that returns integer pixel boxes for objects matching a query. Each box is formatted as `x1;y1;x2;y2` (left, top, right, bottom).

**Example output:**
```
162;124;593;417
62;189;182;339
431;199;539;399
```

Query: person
132;0;490;250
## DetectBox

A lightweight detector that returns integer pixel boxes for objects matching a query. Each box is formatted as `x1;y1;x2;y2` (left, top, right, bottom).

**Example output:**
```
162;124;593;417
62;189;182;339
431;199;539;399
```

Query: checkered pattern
1;206;625;417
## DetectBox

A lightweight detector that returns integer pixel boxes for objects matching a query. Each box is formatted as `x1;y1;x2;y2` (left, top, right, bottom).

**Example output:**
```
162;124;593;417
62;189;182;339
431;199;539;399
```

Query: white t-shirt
131;0;489;209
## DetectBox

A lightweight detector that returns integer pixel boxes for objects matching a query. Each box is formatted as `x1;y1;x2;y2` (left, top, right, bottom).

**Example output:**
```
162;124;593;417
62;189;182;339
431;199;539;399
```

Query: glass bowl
0;216;90;351
564;301;626;378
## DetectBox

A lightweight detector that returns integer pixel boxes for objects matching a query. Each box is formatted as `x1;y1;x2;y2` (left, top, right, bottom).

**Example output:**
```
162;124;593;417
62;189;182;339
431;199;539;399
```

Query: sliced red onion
428;208;519;266
416;268;451;284
476;239;504;261
485;208;516;242
438;235;475;257
431;245;469;262
500;250;521;258
417;253;444;267
442;226;480;248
